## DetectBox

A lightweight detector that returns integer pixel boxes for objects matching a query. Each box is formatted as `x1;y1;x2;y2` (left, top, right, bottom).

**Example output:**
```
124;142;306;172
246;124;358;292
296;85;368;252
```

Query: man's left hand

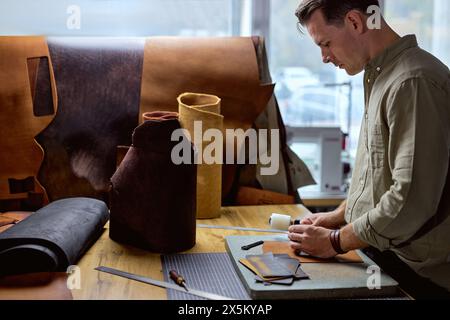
288;224;337;259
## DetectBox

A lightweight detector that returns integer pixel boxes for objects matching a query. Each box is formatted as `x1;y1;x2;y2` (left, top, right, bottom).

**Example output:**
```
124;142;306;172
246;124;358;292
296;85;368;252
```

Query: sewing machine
286;126;344;194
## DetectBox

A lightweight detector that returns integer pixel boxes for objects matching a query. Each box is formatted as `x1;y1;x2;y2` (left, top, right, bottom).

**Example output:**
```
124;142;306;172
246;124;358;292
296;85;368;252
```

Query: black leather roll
0;197;109;276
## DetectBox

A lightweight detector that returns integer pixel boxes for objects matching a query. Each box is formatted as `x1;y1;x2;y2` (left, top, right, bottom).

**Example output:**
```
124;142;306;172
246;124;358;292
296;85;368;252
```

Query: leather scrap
0;212;33;233
0;272;72;300
263;241;363;263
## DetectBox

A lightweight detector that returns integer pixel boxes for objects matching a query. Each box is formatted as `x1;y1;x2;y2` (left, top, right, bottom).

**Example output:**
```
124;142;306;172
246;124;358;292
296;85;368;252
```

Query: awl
95;266;234;300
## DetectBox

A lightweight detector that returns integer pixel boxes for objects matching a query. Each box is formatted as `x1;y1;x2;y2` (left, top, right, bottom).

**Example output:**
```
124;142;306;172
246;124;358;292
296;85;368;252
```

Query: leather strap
330;229;347;254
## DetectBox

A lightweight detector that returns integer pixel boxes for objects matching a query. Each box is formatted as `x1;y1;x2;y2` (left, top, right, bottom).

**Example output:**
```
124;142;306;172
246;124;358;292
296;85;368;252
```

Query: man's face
306;9;366;75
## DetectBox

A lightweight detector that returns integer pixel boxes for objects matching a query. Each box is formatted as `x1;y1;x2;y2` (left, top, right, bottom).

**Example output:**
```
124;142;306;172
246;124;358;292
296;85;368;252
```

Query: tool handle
241;240;264;250
169;270;185;286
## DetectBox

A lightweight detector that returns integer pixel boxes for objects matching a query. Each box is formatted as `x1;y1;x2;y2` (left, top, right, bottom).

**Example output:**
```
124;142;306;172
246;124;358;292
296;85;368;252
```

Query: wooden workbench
73;205;310;300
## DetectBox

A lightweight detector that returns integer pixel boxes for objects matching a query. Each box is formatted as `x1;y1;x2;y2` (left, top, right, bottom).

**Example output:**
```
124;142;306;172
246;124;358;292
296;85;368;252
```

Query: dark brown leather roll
109;112;197;253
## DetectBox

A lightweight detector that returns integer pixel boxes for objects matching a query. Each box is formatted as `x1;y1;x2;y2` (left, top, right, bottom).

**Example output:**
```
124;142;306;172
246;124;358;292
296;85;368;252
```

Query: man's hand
288;224;337;259
299;200;347;229
300;211;344;229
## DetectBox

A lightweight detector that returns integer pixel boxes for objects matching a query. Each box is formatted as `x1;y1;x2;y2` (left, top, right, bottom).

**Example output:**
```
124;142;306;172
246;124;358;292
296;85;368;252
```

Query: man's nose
321;49;331;64
323;55;331;64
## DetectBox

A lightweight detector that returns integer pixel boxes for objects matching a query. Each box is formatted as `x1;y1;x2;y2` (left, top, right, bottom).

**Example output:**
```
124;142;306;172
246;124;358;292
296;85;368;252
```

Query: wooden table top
72;204;310;300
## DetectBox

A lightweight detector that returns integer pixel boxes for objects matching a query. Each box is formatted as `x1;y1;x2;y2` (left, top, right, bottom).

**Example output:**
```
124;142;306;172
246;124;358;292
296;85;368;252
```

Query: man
289;0;450;298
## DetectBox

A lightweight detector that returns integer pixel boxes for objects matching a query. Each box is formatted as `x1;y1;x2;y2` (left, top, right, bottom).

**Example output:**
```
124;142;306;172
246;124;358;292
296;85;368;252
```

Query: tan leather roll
178;93;223;219
0;36;57;207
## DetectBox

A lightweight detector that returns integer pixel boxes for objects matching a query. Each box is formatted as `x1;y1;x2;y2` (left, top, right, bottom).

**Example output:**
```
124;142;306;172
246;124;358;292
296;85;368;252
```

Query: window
0;0;239;37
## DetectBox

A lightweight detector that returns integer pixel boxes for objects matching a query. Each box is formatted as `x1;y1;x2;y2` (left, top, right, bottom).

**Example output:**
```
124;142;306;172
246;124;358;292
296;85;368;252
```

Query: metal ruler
197;224;288;234
95;266;234;300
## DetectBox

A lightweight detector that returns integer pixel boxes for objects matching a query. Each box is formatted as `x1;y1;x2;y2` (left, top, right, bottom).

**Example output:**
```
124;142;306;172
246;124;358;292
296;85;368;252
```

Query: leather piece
236;186;295;206
0;272;72;300
263;241;363;263
110;112;197;253
0;212;33;233
178;93;223;219
139;37;274;200
37;37;145;201
0;198;109;276
0;36;58;210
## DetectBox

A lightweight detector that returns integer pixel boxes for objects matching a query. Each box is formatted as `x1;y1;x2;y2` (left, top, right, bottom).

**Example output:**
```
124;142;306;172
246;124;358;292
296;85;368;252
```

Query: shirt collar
365;34;419;72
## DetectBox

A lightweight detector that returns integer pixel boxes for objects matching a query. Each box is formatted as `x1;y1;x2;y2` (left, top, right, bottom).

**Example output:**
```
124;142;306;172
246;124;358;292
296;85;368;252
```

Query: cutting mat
226;235;401;300
161;253;250;300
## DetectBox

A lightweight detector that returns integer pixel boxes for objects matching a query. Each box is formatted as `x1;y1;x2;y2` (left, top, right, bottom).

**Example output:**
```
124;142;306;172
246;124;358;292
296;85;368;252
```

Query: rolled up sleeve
353;78;449;251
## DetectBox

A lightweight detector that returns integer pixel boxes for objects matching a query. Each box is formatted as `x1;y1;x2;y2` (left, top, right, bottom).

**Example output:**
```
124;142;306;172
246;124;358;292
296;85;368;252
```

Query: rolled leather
178;93;223;219
0;198;109;276
110;112;197;253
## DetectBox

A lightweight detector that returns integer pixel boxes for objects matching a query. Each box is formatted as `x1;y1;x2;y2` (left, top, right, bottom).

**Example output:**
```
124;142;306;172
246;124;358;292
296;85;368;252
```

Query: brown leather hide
37;38;145;201
139;37;274;129
0;37;57;211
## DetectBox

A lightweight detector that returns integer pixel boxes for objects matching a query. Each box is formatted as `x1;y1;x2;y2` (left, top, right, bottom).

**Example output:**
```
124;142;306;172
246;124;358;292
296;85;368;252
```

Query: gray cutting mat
161;253;250;300
226;235;403;300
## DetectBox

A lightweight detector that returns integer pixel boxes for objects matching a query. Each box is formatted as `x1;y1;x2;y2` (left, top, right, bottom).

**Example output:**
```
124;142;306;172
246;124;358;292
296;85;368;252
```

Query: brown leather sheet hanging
139;37;274;199
37;38;145;201
140;37;273;130
0;36;57;211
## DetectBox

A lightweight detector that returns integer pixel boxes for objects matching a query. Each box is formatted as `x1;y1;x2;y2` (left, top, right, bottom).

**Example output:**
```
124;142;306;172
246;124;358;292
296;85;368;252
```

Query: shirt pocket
369;124;385;168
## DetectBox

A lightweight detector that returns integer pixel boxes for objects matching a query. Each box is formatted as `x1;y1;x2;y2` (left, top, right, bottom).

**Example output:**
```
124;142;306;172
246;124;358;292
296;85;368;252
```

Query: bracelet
329;229;347;254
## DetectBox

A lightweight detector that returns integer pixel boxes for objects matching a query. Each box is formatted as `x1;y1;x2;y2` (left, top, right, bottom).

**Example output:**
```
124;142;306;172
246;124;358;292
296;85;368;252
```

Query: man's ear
344;10;367;34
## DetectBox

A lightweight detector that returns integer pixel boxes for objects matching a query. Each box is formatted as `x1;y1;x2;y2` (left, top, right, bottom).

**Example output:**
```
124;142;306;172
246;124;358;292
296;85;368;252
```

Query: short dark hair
295;0;380;26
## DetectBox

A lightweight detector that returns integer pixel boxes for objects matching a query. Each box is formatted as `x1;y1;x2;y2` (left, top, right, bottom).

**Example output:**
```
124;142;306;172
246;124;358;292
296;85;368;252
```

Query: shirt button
367;78;371;83
360;179;364;185
376;67;381;72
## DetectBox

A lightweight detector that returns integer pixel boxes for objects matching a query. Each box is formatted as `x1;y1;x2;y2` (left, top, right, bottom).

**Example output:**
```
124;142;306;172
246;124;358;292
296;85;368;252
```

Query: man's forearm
340;223;370;252
331;200;347;227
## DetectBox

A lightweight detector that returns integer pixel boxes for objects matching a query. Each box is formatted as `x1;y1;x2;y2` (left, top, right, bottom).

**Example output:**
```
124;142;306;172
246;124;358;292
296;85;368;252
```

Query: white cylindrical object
269;213;292;231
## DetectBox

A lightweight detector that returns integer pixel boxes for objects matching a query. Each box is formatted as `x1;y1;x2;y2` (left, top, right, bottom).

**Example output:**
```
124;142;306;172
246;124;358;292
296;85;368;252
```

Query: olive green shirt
345;35;450;290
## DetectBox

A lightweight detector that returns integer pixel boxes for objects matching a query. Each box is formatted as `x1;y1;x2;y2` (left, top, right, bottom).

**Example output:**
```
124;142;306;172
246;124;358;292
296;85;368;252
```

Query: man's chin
345;67;363;76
